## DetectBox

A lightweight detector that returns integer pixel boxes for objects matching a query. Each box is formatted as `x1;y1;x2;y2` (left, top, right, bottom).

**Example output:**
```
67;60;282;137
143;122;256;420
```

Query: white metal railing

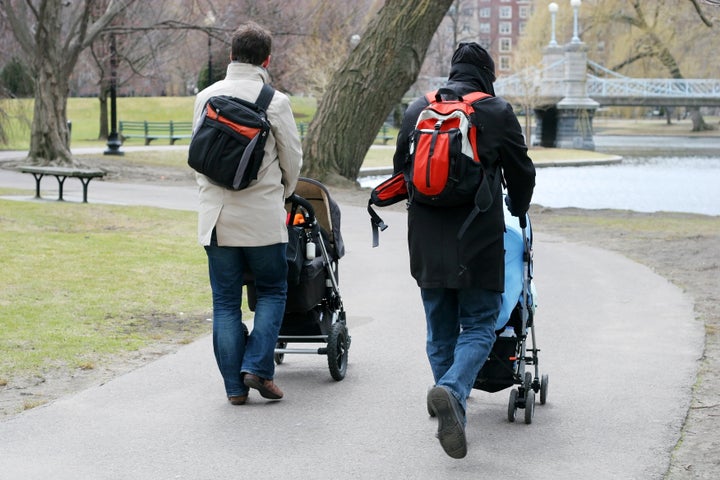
494;64;720;100
415;63;720;103
586;77;720;98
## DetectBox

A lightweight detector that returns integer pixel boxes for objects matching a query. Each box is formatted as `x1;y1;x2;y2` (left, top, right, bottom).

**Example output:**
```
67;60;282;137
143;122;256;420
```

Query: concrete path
0;157;705;479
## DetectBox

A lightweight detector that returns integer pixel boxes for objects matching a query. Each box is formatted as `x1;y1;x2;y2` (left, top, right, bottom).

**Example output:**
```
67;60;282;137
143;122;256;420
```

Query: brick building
474;0;534;75
410;0;534;98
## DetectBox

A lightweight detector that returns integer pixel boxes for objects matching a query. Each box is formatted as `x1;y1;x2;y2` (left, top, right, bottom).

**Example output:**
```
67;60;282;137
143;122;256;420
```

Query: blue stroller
473;201;548;424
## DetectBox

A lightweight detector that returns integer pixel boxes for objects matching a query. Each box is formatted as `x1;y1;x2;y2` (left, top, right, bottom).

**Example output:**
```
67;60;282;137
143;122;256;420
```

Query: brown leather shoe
228;395;248;405
243;374;283;400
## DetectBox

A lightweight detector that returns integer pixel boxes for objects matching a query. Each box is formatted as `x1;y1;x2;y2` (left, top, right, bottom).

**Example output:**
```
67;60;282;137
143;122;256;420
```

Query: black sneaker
427;386;467;459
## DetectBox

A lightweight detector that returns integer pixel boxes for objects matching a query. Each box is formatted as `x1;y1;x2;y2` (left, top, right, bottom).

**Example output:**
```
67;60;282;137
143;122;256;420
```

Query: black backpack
188;83;275;190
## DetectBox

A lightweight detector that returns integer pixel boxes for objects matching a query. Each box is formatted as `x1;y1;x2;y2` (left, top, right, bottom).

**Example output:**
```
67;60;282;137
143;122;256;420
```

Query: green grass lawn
0;199;212;384
0;95;393;150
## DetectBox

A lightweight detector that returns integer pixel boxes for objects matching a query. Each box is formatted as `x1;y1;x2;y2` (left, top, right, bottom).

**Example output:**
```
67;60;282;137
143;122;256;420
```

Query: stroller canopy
292;177;345;259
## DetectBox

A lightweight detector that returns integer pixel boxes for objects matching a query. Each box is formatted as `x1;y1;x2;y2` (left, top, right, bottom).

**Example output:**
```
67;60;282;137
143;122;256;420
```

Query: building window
499;38;512;52
479;38;491;50
479;7;491;18
479;23;491;34
519;6;530;18
499;22;512;35
499;56;511;71
499;6;512;19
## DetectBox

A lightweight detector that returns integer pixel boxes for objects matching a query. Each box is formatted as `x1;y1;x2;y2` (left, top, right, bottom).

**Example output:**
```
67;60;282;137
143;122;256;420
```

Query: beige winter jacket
192;62;302;247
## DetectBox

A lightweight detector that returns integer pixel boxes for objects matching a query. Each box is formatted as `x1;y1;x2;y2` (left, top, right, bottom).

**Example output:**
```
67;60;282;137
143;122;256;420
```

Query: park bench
119;120;193;145
296;123;394;145
18;165;106;203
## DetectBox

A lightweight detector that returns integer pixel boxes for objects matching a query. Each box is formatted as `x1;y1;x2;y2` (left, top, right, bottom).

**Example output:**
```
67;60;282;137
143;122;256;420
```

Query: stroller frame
273;181;350;381
473;217;549;424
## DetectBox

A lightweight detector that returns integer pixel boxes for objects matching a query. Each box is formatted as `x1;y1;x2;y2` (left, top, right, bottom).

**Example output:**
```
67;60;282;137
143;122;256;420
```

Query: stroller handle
287;193;316;223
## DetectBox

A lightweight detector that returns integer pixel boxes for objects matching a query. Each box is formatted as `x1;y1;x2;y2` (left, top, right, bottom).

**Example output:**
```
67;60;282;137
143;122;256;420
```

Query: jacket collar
224;62;270;84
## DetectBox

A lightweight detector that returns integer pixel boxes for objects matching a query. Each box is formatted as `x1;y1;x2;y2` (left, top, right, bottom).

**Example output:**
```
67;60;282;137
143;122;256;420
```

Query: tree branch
689;0;714;26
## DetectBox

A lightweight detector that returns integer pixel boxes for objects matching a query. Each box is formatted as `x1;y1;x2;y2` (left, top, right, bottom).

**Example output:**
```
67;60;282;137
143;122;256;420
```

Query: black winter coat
392;63;535;292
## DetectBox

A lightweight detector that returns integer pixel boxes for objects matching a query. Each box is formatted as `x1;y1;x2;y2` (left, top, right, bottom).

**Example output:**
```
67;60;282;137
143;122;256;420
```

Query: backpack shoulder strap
463;91;492;104
255;83;275;111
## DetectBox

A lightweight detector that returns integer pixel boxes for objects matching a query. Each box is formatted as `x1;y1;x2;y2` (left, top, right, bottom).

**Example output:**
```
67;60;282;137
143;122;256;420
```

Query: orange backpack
367;88;497;247
408;88;490;206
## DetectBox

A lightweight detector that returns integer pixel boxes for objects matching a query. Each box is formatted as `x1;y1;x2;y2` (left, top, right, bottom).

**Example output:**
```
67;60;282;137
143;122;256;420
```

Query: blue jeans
204;240;288;398
421;287;501;414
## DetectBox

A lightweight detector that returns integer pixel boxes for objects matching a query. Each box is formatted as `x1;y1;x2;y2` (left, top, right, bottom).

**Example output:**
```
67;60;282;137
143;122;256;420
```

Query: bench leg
55;175;68;201
79;178;94;203
31;173;44;199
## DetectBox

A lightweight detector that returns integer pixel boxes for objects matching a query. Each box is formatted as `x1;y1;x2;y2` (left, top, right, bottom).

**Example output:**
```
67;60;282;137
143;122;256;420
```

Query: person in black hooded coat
392;42;535;459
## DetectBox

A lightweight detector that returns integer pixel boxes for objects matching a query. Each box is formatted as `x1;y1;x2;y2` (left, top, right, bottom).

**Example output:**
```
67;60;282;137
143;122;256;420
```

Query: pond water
531;156;720;216
359;156;720;216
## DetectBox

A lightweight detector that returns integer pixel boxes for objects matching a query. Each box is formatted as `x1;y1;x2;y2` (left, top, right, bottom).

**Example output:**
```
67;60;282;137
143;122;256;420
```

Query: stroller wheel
540;373;549;405
327;322;349;381
524;389;536;424
274;341;287;365
508;389;519;423
523;371;533;391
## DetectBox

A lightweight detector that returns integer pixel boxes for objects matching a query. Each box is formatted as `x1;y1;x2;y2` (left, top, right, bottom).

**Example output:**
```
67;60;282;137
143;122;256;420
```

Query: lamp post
204;11;216;87
104;34;123;156
570;0;582;44
548;3;559;47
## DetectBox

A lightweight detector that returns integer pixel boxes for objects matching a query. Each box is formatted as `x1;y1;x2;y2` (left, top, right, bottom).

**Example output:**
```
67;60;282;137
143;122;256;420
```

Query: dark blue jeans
421;287;501;414
204;241;287;398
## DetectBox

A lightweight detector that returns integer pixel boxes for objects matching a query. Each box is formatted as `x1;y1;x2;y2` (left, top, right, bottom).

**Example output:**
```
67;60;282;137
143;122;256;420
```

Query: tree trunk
27;3;75;166
302;0;454;185
689;107;713;131
4;0;131;166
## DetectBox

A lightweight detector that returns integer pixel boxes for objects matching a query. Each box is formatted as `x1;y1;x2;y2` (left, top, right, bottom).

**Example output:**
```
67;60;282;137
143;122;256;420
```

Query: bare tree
303;0;454;185
422;0;479;79
2;0;136;165
607;0;715;131
569;0;716;131
89;2;193;140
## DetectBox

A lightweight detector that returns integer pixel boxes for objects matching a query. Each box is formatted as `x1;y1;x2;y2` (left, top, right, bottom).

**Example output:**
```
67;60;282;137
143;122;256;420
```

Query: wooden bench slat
119;120;193;145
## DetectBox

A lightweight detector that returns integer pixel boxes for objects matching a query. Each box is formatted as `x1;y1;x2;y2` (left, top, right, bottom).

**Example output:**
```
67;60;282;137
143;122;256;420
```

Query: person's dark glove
505;195;527;229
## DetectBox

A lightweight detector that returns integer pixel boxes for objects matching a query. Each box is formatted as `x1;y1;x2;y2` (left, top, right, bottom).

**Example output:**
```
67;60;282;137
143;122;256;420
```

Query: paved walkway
0;148;705;479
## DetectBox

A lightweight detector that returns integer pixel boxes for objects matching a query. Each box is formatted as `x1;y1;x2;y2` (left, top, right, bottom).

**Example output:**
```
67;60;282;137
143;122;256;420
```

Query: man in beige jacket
192;22;302;405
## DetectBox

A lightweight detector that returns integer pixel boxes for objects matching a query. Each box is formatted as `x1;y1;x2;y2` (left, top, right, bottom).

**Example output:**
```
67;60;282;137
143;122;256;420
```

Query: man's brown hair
231;21;272;65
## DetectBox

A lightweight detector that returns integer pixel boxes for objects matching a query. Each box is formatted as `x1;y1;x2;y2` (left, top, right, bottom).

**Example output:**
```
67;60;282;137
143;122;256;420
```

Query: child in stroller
472;199;548;424
246;178;350;381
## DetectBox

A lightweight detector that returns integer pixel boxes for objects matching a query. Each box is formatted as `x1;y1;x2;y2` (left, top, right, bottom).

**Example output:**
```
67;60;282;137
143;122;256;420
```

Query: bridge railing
587;77;720;99
494;75;565;99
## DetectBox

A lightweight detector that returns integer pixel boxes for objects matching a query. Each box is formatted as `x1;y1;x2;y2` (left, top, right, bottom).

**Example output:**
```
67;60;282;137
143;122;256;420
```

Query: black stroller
246;178;350;381
473;206;548;424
